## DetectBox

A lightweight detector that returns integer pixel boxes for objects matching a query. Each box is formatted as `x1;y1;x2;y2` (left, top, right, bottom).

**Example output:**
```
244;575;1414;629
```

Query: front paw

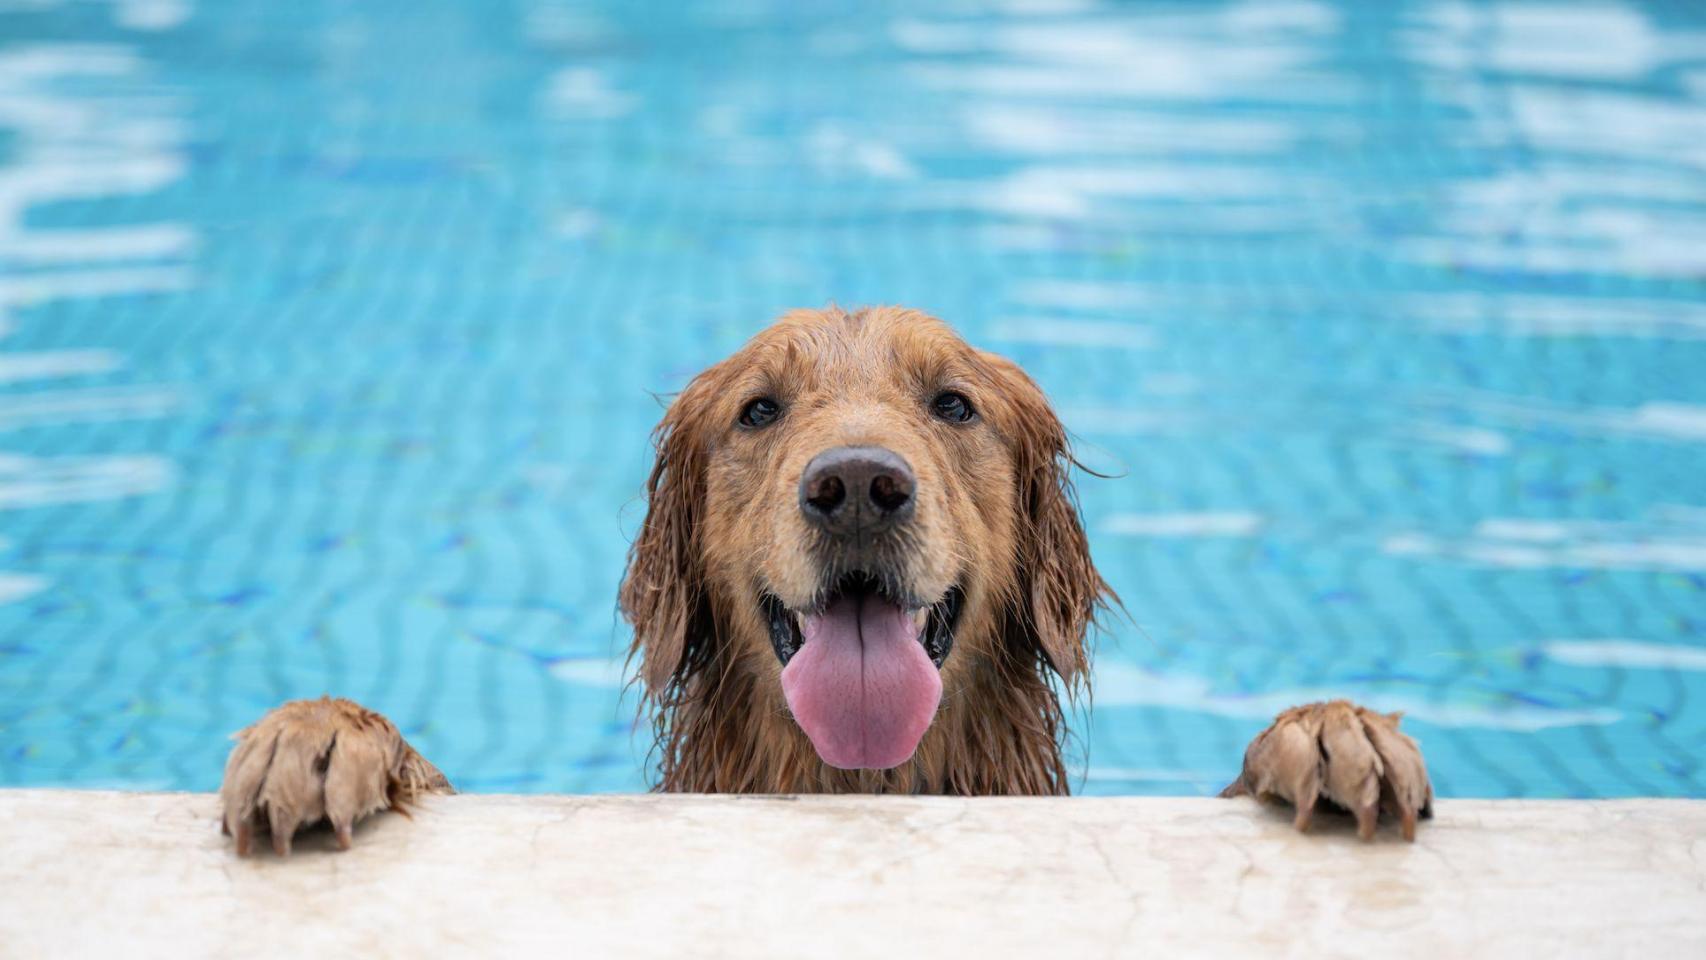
1221;700;1433;842
218;696;450;856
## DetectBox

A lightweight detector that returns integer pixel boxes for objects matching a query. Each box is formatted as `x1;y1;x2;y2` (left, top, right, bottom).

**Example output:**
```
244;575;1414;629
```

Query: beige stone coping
2;789;1702;957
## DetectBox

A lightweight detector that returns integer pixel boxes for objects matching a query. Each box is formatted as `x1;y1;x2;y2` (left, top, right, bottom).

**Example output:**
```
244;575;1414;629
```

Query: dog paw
1220;700;1433;841
218;696;450;856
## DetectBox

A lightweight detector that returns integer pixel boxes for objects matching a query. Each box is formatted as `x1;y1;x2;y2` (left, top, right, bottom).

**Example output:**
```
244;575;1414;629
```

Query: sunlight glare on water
1;0;1703;797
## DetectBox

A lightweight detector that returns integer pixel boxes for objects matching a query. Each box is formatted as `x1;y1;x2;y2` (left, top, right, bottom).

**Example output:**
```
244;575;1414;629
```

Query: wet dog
219;308;1431;855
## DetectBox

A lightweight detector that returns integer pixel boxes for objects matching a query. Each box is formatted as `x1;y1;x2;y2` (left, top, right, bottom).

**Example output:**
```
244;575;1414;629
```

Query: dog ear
619;372;719;696
984;354;1110;686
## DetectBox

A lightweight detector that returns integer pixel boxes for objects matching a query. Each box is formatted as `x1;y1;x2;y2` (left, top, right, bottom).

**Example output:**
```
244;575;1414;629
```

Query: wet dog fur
618;306;1112;795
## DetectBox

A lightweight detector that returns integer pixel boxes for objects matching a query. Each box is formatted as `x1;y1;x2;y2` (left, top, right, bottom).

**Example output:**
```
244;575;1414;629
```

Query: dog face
621;307;1104;780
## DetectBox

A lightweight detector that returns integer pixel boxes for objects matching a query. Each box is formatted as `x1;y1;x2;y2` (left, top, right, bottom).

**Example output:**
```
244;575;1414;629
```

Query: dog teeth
911;608;929;630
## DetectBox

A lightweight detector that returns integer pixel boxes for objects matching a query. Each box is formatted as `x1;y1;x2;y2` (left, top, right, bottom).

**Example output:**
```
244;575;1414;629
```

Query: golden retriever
219;307;1432;855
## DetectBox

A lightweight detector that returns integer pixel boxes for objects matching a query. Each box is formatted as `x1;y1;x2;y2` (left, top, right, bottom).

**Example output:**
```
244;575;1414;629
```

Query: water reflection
0;36;189;640
0;0;1701;798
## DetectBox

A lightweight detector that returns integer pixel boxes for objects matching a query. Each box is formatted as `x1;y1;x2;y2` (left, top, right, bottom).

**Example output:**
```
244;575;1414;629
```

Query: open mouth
763;572;963;770
763;573;963;669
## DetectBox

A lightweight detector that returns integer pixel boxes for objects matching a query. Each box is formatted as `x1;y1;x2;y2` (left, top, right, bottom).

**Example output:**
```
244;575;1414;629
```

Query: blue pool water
1;0;1703;798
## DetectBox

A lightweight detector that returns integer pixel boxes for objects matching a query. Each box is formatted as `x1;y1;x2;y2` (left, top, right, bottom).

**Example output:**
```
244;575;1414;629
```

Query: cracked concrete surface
2;790;1703;957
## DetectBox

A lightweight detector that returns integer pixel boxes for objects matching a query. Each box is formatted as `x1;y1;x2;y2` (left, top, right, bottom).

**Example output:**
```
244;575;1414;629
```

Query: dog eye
739;397;782;428
931;391;974;423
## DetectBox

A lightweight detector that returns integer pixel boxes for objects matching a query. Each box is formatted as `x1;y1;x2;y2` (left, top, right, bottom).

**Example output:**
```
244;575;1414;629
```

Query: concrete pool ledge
2;790;1703;958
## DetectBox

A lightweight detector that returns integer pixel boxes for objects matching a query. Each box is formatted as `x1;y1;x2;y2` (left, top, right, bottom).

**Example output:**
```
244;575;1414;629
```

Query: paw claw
216;697;450;856
1228;700;1433;842
1292;806;1313;833
1354;804;1377;842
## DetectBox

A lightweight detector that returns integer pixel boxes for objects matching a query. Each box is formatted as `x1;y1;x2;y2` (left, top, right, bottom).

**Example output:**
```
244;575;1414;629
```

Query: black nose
799;446;916;537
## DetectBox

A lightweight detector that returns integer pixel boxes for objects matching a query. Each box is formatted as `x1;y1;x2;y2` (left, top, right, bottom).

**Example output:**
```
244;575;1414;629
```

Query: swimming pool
1;0;1702;798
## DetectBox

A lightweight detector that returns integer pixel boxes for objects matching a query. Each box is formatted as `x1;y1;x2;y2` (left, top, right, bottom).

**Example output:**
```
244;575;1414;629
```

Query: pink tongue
781;593;942;770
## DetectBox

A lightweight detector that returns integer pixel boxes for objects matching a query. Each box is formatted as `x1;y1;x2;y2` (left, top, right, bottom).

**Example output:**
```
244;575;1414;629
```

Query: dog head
620;307;1107;782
